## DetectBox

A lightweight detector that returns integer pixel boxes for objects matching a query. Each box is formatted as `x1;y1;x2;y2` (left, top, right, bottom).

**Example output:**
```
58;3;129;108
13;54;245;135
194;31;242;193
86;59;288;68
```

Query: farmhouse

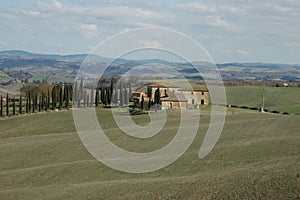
177;88;210;106
132;82;210;109
131;91;148;104
161;92;188;109
146;83;178;99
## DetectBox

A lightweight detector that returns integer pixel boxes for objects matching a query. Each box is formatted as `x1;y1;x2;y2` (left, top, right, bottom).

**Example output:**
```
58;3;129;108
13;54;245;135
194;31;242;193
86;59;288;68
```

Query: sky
0;0;300;63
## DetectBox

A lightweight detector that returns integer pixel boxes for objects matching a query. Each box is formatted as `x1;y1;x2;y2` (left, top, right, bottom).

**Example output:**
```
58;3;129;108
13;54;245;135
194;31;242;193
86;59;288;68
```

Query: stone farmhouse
131;83;210;109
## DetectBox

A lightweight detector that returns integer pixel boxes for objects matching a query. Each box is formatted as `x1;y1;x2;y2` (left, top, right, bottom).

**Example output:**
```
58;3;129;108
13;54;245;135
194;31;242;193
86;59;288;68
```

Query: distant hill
0;50;108;62
217;62;300;69
0;50;299;82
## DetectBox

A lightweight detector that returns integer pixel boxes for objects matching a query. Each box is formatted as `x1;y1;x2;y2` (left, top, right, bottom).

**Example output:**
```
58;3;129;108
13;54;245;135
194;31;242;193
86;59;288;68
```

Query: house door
201;100;205;105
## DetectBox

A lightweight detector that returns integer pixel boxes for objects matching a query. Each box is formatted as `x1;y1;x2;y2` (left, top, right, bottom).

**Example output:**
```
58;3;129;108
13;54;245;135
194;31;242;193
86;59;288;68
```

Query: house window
191;91;194;95
202;91;204;95
192;99;195;105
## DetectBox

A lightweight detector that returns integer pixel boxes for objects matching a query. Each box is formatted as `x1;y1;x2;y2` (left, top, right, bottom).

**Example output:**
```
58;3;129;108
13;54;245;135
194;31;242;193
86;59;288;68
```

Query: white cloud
137;40;162;48
1;0;300;63
219;4;247;15
21;9;41;17
79;24;99;38
170;2;216;12
37;0;63;11
237;49;249;56
0;41;8;46
0;13;18;20
209;16;229;27
284;42;300;50
266;3;300;15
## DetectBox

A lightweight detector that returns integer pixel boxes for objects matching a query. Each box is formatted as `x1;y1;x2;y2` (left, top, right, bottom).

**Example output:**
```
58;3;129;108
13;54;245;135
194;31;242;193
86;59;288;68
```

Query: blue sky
0;0;300;63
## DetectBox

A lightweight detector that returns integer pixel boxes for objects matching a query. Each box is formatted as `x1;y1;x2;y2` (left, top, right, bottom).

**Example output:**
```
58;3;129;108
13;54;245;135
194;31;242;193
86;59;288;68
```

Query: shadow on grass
129;109;148;116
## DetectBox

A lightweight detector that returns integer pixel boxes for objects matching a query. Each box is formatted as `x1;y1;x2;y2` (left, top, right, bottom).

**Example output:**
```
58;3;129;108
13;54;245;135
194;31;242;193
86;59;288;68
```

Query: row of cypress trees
0;82;73;117
73;77;133;108
0;77;160;117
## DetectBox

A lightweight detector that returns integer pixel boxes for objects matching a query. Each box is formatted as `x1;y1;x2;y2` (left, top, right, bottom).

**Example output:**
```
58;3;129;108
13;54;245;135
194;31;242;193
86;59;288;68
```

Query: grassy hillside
0;109;299;199
225;86;300;114
138;80;300;114
0;70;9;77
0;83;22;96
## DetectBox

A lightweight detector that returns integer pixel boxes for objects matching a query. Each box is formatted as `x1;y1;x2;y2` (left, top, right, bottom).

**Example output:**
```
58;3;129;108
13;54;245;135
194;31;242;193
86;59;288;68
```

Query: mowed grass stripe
0;109;299;199
0;156;298;199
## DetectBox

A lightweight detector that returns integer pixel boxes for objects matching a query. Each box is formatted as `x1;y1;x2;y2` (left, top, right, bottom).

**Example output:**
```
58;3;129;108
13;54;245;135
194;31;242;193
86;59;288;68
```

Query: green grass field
0;109;299;199
29;74;49;82
136;79;300;114
225;86;300;114
0;83;22;96
0;70;9;77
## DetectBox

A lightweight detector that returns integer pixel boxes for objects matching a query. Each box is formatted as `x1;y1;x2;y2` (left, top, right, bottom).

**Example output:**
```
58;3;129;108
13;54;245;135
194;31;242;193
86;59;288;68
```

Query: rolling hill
0;109;299;199
0;50;300;83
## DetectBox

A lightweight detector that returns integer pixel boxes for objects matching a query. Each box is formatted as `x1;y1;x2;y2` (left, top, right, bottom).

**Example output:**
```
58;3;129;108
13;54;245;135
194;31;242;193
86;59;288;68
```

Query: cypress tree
52;85;56;110
46;88;50;111
103;86;108;105
90;88;94;107
0;96;3;117
26;94;29;113
63;85;67;108
87;94;90;107
79;80;84;101
105;87;109;105
67;85;70;109
100;86;104;105
112;84;118;105
13;96;16;115
119;87;124;107
28;91;31;112
64;85;69;109
77;92;81;108
69;85;73;102
38;94;42;112
6;93;9;116
154;88;161;111
74;81;78;102
69;85;72;108
141;95;144;110
19;95;22;115
41;92;44;111
35;94;38;112
148;97;152;110
95;88;99;107
59;85;63;110
154;88;158;111
32;94;35;113
83;90;87;107
124;87;128;105
109;79;114;105
128;82;132;101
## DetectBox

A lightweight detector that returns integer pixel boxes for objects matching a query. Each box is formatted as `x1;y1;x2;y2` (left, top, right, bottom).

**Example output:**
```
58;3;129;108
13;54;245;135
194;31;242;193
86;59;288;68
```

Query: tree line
0;77;138;118
0;81;73;117
195;80;300;87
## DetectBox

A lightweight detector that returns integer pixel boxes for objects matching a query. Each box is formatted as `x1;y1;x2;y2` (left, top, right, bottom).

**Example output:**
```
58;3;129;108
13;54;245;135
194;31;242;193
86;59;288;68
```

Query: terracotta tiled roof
146;83;178;88
161;92;187;102
178;88;209;92
132;91;144;94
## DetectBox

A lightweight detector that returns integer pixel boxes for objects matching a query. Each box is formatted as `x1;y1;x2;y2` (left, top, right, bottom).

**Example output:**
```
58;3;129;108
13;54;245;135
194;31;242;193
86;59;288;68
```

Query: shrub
240;106;249;109
271;110;280;114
